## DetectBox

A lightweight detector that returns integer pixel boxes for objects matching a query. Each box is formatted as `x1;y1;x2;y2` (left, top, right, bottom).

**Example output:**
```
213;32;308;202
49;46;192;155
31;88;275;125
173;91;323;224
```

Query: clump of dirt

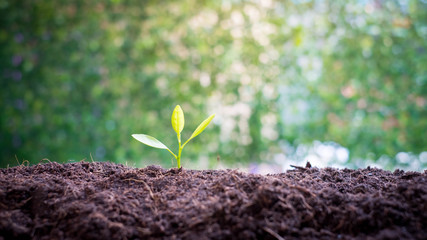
0;162;426;239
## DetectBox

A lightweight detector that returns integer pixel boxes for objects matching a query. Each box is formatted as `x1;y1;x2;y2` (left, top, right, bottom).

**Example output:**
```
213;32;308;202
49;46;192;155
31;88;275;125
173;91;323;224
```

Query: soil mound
0;162;426;239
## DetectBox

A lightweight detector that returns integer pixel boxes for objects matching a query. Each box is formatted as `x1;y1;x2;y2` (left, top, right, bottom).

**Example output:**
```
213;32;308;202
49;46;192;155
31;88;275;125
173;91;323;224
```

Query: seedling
132;105;215;168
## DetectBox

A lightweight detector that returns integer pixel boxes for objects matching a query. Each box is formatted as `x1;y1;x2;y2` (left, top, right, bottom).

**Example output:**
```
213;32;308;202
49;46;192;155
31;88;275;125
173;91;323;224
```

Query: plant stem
177;132;182;168
177;145;182;168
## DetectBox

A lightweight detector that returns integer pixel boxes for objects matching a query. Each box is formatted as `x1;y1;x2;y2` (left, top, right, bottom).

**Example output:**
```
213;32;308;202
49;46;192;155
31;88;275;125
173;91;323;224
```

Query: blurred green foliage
1;0;426;169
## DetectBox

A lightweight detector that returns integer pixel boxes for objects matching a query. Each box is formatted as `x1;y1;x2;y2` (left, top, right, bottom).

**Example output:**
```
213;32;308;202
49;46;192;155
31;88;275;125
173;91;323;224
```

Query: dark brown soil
0;162;426;240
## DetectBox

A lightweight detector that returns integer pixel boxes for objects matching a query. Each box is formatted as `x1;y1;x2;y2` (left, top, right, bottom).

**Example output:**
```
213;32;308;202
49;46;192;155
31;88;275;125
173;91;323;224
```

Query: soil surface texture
0;162;426;240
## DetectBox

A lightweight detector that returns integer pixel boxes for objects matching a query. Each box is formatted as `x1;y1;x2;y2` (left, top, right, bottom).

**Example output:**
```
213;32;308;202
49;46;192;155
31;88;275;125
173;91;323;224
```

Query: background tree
1;0;426;170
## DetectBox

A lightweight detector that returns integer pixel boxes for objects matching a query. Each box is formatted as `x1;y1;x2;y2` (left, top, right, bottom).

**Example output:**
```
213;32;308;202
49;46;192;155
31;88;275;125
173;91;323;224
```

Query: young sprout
132;105;215;168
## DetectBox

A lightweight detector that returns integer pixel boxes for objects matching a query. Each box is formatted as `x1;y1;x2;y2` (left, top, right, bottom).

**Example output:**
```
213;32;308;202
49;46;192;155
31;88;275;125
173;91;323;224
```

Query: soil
0;162;426;240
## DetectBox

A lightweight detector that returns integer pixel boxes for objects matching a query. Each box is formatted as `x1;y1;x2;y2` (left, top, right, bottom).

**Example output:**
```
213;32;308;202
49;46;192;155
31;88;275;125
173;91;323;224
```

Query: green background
1;0;426;171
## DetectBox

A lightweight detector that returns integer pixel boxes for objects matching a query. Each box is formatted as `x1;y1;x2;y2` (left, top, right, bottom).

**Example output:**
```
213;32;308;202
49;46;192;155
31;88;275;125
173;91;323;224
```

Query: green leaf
171;105;184;134
132;134;169;149
185;114;215;145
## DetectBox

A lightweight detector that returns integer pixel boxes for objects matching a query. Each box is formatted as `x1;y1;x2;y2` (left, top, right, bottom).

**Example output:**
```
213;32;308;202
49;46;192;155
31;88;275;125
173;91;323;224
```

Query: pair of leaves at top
132;105;215;168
